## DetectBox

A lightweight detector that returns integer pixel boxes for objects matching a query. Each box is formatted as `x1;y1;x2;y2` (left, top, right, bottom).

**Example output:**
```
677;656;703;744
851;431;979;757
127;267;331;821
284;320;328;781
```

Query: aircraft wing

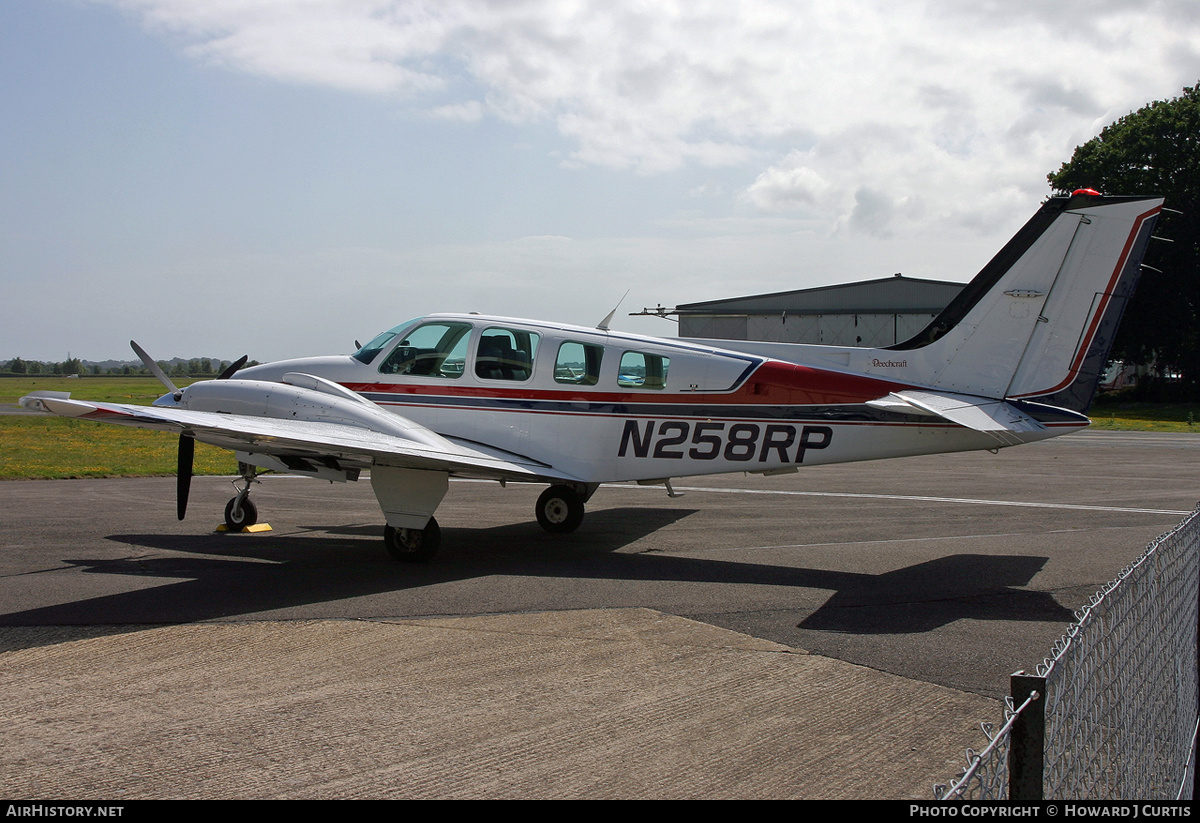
19;393;580;483
866;389;1047;446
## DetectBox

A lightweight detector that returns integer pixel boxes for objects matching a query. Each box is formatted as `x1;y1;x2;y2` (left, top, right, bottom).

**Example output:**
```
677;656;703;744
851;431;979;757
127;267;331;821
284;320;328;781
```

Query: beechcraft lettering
20;192;1165;562
618;420;833;464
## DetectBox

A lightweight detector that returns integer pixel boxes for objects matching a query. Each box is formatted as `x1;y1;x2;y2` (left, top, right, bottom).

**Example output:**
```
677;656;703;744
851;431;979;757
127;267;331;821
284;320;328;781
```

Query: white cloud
113;0;455;94
741;152;836;213
428;99;485;122
96;0;1198;232
847;187;901;238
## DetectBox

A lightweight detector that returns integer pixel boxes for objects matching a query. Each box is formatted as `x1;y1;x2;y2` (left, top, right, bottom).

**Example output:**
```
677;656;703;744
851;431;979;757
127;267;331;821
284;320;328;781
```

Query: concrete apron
0;609;998;799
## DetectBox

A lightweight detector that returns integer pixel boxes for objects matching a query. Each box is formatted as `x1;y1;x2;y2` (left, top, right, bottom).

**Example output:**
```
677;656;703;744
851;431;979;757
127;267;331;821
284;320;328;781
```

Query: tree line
2;357;251;377
1048;83;1200;400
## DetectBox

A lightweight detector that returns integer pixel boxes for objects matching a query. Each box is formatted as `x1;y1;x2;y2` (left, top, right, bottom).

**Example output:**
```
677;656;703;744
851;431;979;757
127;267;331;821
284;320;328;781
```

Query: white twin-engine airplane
21;192;1163;562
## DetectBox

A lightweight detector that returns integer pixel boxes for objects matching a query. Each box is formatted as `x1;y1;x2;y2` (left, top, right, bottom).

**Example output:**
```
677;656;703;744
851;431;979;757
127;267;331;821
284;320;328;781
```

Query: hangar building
675;274;966;348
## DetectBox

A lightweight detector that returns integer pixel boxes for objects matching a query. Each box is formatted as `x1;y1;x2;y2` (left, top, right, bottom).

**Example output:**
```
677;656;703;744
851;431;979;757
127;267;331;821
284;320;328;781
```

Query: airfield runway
1;430;1196;798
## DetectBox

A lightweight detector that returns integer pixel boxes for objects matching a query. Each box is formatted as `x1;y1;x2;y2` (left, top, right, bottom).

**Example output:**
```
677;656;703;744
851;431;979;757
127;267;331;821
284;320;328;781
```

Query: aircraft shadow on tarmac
0;506;1073;640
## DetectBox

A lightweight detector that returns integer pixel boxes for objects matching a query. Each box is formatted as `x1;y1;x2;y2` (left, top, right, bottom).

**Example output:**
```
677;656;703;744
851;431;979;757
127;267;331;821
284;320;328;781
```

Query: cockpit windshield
352;319;421;364
379;321;471;378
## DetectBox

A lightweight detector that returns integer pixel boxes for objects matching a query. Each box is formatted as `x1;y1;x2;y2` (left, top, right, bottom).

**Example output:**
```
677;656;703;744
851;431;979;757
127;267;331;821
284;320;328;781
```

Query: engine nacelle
160;373;450;449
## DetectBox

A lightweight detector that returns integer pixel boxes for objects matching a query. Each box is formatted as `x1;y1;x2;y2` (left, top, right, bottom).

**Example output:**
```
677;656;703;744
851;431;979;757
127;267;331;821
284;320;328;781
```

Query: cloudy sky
3;0;1198;362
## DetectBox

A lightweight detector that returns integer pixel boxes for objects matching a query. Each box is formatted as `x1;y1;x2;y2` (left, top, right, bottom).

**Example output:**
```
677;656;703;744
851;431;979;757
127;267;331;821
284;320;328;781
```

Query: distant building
676;274;965;347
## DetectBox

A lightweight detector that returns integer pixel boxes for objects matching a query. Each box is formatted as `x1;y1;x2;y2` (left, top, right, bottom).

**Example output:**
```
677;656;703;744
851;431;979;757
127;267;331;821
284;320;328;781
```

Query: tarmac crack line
660;485;1191;516
675;524;1178;554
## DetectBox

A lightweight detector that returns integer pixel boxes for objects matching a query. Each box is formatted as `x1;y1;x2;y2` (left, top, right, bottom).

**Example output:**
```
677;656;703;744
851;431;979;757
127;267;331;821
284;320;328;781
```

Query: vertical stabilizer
878;193;1162;410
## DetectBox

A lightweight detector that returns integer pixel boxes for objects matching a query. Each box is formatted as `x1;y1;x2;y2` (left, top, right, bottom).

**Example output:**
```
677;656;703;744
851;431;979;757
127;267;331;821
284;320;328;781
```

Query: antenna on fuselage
596;289;630;331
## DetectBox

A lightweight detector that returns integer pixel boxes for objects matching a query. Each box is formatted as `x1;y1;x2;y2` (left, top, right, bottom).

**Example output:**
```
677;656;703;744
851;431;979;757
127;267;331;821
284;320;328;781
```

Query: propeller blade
217;355;248;380
130;340;178;393
177;434;194;521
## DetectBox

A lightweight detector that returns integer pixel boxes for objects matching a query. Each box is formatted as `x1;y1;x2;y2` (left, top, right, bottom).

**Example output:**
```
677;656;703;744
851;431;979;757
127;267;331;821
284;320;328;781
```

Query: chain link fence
936;507;1200;800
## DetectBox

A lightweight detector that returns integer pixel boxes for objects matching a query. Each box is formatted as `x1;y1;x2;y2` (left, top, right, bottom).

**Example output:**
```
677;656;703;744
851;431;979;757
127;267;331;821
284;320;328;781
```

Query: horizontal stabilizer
867;390;1046;446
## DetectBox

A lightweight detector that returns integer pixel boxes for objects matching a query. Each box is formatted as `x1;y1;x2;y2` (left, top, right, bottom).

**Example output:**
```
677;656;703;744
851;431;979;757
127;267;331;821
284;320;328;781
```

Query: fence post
1009;670;1046;800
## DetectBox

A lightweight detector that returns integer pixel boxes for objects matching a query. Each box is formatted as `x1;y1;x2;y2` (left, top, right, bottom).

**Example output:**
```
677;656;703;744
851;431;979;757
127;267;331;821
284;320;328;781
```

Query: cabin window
377;322;470;378
554;341;603;386
617;351;670;389
475;327;540;381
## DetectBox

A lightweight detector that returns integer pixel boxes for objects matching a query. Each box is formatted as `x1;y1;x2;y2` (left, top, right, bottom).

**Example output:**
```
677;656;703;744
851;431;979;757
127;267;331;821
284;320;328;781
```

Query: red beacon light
1072;188;1102;196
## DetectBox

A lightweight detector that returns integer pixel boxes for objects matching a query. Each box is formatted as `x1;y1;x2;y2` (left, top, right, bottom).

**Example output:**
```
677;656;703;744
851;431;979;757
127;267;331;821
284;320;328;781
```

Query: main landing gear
384;518;441;563
381;482;592;563
535;484;588;534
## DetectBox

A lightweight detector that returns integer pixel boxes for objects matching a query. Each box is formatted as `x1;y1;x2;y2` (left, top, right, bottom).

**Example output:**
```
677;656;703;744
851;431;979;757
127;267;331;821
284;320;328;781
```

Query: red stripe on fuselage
345;360;911;407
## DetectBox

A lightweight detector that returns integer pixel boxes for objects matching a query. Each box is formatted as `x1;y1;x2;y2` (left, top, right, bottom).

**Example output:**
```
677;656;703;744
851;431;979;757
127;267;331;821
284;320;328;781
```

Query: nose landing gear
223;462;260;531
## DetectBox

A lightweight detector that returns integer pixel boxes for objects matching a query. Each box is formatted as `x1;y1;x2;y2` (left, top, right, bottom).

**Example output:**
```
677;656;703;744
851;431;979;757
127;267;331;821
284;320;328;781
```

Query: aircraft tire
384;517;440;563
536;485;585;534
224;497;258;531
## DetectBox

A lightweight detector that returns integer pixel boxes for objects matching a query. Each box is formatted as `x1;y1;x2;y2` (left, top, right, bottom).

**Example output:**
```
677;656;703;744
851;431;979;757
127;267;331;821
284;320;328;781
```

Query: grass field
2;376;1198;480
0;416;237;480
0;375;184;406
0;376;234;480
1088;399;1200;432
